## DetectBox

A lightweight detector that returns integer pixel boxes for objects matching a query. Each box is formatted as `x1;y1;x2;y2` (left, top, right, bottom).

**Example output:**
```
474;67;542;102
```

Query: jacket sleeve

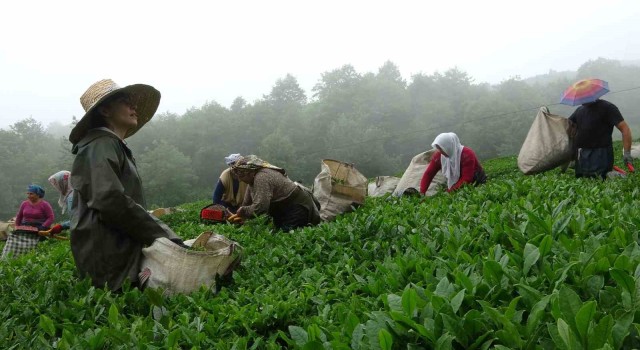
212;179;225;205
236;173;272;218
73;137;178;245
420;153;442;195
41;201;55;228
449;148;478;192
61;194;74;230
15;202;25;226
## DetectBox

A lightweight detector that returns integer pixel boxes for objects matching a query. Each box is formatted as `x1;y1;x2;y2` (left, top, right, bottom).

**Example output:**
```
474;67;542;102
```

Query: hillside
1;142;639;349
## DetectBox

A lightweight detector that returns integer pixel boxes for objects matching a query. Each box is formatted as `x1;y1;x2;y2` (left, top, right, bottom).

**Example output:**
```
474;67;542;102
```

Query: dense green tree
137;141;199;208
1;58;639;215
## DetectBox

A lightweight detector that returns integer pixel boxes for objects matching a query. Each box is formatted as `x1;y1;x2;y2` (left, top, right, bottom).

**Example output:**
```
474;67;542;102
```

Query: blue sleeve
212;180;225;204
62;192;74;230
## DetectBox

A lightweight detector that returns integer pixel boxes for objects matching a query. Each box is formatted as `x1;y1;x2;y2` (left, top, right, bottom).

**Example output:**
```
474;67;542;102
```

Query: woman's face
436;145;449;158
26;192;39;202
102;96;138;131
233;169;255;185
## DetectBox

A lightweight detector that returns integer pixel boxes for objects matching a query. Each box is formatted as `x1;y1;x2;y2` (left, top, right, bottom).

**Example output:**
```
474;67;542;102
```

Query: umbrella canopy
560;78;609;106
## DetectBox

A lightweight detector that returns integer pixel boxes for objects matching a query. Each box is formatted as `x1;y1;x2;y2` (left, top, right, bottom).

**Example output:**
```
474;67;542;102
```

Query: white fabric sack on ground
630;143;640;160
518;107;574;175
140;233;242;295
393;149;445;197
368;176;401;197
313;159;367;221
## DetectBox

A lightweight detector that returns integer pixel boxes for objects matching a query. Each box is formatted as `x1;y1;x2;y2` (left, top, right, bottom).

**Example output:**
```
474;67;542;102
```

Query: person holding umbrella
561;79;634;178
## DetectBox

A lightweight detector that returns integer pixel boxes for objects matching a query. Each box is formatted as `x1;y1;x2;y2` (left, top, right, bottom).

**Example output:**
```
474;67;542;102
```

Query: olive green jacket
70;129;178;291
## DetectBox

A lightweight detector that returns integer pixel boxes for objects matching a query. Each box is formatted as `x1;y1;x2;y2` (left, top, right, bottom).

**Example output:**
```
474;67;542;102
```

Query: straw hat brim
69;84;161;144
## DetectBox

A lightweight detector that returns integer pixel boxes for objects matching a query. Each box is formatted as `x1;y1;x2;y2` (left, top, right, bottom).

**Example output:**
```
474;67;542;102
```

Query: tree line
1;58;639;218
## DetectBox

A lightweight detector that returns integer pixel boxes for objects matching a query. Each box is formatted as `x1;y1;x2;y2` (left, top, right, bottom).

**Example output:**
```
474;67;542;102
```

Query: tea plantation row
1;147;639;349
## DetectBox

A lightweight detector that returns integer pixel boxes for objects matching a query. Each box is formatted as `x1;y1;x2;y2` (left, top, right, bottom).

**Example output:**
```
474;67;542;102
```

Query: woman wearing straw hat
212;153;248;213
68;79;184;291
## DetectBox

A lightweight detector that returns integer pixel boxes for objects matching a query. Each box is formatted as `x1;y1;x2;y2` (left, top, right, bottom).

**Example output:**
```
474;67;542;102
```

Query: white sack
393;149;446;197
518;107;574;175
140;233;242;295
313;159;367;221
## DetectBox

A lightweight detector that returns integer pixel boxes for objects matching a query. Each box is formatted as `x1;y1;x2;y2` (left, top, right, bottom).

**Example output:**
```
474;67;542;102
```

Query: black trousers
575;146;613;179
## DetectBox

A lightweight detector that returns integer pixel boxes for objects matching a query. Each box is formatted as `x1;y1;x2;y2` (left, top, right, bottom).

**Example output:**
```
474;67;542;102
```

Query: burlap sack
0;220;15;241
149;208;176;219
313;159;367;221
368;176;401;197
518;107;575;175
139;232;242;295
393;149;446;197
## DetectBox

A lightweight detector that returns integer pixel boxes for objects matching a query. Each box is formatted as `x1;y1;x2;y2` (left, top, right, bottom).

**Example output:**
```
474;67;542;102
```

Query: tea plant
1;145;639;349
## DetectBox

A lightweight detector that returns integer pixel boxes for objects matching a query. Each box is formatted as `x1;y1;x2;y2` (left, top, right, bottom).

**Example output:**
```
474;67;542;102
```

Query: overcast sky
0;0;638;129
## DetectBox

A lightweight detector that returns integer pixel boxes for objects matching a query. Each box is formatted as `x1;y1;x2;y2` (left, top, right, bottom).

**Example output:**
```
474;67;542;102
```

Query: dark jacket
70;129;178;291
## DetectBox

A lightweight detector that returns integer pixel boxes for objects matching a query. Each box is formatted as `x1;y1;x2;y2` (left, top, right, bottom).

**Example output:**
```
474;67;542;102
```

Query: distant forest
1;57;639;219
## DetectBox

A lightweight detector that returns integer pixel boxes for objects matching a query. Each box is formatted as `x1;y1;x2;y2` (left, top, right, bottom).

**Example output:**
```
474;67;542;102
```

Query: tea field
2;145;640;349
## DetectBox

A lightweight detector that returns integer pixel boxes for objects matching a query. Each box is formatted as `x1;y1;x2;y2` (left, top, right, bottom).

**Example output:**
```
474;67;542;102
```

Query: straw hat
69;79;161;144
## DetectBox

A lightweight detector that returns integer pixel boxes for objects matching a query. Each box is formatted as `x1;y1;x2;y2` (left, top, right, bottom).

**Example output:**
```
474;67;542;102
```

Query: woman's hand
227;213;244;224
50;224;63;234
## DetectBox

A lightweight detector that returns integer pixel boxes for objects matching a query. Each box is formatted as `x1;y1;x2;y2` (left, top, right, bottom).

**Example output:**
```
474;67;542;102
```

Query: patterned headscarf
48;171;72;214
225;153;242;166
27;184;45;198
232;155;286;175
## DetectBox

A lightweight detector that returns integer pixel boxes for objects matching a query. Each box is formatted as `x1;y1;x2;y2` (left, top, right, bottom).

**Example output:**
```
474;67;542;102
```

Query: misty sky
0;0;638;129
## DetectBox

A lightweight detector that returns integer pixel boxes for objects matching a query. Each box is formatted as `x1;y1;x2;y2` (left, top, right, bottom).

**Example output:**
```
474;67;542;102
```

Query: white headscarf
431;133;464;189
225;153;242;166
48;170;72;214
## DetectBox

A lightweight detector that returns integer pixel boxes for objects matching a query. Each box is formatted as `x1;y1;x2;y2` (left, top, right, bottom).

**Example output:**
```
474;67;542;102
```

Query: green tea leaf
401;288;417;316
387;294;402;313
351;324;364;350
612;311;634;349
584;275;604;297
559;285;581;322
526;295;551;336
434;277;453;298
435;333;454;350
609;268;636;295
557;318;573;349
574;300;596;345
441;314;466;346
289;326;308;348
378;329;392;350
39;314;55;337
144;287;164;307
538;235;553;258
590;315;613;350
306;324;323;342
483;260;503;285
523;243;540;275
302;341;325;350
167;329;181;348
450;289;465;314
108;304;119;326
